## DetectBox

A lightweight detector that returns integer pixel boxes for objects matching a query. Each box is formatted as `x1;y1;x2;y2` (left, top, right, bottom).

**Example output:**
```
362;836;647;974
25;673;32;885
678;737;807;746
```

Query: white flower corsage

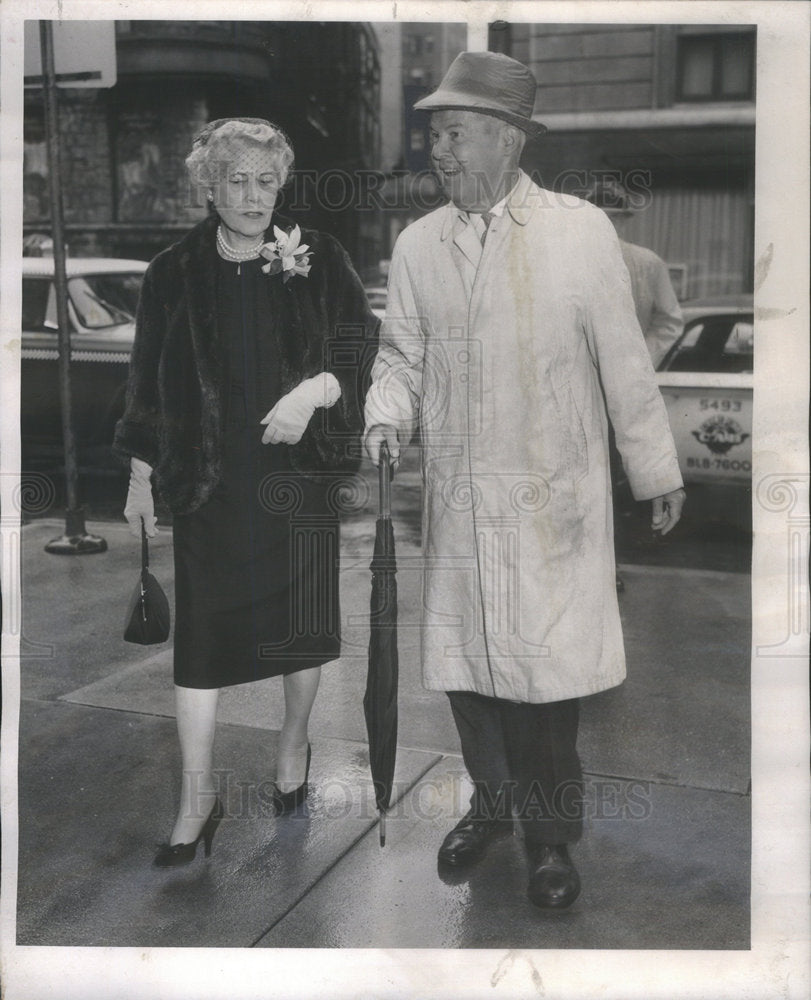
260;225;312;283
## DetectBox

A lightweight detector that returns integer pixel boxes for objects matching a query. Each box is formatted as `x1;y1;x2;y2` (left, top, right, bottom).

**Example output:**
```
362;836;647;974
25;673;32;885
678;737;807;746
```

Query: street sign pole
40;21;106;555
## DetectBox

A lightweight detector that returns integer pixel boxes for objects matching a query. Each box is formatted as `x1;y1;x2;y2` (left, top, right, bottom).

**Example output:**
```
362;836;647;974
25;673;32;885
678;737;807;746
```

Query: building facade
24;20;383;276
374;22;467;262
491;21;756;299
399;22;467;173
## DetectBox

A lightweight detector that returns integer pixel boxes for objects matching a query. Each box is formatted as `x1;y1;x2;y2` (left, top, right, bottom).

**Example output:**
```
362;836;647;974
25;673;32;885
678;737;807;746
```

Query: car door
656;313;754;485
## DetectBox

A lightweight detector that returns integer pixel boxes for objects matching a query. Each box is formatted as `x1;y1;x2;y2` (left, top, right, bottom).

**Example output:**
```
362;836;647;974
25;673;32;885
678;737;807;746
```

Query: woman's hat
192;117;283;148
413;51;546;138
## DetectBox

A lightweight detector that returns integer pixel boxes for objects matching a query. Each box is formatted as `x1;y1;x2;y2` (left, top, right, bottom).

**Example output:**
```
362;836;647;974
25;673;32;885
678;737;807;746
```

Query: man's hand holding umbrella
364;424;401;471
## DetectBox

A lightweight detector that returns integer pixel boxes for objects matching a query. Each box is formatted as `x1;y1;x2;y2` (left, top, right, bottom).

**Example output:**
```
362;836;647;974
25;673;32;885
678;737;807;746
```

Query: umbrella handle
379;441;393;518
140;517;150;585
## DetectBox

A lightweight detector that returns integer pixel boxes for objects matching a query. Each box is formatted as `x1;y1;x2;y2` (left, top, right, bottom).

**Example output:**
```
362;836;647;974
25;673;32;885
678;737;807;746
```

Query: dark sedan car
21;256;147;462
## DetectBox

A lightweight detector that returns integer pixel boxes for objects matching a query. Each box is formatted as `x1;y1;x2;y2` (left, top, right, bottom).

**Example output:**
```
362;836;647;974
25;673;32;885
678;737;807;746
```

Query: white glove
124;457;158;538
260;372;341;445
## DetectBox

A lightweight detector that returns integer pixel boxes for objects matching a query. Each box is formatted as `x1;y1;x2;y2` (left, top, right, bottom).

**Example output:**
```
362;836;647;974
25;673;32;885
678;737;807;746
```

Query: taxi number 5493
699;398;742;412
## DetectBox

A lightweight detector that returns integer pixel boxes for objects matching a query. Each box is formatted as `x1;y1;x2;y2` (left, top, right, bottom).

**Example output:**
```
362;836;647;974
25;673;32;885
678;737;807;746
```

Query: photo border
1;2;808;998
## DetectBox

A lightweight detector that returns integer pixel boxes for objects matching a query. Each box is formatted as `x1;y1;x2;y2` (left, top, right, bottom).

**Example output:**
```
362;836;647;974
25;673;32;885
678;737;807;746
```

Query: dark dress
172;256;341;688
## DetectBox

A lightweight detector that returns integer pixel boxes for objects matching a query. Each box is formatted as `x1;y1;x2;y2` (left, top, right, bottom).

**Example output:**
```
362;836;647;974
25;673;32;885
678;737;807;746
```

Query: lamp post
39;20;106;555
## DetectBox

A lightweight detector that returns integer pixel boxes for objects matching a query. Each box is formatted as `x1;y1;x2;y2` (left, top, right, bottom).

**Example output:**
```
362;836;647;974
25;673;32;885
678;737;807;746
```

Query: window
677;32;755;102
661;314;754;374
22;279;56;332
24;112;49;223
409;128;425;152
667;264;689;301
68;274;143;329
404;34;423;57
23;274;144;334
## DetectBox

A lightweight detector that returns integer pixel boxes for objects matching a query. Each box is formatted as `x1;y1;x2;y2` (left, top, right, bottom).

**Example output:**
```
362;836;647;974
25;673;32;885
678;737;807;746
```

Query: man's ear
500;123;525;159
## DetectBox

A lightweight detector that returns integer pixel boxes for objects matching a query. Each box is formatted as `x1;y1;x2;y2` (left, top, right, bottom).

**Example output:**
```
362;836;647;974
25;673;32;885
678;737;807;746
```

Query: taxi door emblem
692;415;750;455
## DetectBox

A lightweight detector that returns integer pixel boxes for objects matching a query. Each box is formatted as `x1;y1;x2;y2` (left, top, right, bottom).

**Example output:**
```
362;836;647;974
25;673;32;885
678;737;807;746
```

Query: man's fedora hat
585;178;632;216
414;51;546;138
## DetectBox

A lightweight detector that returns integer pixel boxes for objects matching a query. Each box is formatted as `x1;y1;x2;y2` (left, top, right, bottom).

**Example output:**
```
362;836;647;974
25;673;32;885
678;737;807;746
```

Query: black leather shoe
437;812;509;869
154;797;223;868
271;743;312;816
527;844;581;909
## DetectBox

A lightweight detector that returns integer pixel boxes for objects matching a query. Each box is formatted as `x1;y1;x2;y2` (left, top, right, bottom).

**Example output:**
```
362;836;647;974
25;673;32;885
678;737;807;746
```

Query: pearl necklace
216;225;265;272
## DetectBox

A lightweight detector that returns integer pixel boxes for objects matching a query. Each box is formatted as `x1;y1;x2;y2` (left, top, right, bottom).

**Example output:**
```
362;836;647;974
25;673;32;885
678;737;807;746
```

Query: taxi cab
656;294;753;488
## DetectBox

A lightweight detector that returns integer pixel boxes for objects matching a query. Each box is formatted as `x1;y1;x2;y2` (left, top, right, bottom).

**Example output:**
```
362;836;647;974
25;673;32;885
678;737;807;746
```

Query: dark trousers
447;690;583;848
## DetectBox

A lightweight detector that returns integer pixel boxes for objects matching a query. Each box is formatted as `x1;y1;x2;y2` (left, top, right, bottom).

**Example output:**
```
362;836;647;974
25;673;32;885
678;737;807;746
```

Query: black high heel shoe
153;796;223;868
271;743;312;815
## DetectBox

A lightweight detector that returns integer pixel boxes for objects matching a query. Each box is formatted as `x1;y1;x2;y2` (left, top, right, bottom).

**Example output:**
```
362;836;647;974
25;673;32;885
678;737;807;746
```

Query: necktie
479;211;493;246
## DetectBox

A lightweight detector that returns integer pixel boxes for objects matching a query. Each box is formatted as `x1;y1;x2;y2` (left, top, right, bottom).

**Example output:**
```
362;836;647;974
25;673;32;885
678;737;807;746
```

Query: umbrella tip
379;811;386;847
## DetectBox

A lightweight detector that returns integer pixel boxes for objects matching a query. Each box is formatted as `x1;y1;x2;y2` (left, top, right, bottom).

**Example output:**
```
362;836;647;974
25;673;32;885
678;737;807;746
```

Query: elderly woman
114;118;377;867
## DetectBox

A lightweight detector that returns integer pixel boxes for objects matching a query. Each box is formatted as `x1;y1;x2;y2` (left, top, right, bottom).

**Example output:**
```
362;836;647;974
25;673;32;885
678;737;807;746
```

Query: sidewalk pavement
14;463;750;950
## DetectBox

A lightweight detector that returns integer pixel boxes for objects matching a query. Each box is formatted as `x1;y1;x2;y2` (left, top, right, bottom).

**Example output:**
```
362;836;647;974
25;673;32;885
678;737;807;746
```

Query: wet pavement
13;453;751;951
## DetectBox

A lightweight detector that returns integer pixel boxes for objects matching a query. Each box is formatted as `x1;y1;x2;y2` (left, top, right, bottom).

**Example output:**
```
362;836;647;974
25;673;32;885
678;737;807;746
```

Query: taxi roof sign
24;20;116;88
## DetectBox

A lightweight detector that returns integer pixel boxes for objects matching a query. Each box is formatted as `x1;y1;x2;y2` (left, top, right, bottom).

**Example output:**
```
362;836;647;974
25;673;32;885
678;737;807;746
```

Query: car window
22;278;58;331
724;321;753;356
68;273;143;329
660;314;754;374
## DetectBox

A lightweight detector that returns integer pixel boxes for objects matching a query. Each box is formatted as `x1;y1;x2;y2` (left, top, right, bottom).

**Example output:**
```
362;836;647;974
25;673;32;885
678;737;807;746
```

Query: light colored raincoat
366;171;682;703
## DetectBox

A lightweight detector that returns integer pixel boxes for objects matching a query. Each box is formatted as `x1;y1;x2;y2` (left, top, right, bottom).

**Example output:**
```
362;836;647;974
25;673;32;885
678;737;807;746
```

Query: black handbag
124;519;171;645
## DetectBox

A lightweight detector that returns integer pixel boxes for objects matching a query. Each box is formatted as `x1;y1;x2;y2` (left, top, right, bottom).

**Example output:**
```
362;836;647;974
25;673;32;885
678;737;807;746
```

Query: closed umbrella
363;442;398;846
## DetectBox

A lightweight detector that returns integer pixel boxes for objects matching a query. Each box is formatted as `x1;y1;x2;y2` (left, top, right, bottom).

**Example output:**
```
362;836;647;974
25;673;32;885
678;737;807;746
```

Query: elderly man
364;51;685;910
